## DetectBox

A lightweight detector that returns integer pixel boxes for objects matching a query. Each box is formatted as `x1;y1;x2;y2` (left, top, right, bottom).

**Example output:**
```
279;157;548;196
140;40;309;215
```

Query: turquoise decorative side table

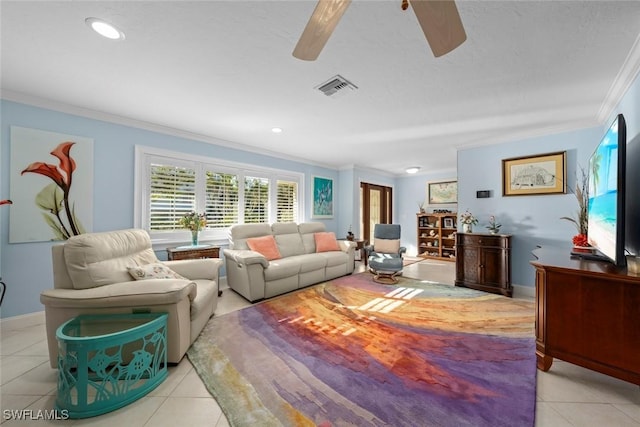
56;313;168;418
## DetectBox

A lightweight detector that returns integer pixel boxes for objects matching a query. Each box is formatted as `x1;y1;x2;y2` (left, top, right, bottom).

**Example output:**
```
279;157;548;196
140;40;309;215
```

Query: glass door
360;182;392;244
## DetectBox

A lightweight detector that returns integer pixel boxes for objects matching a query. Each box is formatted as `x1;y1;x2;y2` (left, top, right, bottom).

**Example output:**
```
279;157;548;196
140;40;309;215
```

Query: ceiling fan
292;0;466;61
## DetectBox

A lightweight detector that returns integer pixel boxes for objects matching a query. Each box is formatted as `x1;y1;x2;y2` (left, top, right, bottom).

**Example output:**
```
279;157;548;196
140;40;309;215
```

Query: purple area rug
187;273;536;426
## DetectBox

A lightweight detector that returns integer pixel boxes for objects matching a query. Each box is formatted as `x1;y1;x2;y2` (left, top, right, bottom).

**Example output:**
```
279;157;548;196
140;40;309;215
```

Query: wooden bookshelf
417;212;457;261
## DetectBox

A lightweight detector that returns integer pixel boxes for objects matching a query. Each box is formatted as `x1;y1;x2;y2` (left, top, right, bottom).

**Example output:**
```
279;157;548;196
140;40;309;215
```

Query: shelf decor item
459;210;478;233
486;215;502;234
179;211;206;246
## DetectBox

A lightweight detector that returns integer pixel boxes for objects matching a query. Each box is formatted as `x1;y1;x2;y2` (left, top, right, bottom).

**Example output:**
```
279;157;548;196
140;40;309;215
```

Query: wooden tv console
531;246;640;385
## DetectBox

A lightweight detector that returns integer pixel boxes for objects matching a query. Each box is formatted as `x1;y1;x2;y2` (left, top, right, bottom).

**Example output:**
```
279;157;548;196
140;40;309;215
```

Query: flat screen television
626;131;640;257
585;113;627;266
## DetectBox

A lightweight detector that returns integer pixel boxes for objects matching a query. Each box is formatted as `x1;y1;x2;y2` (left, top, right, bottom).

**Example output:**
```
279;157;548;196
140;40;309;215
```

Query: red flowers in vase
572;234;589;248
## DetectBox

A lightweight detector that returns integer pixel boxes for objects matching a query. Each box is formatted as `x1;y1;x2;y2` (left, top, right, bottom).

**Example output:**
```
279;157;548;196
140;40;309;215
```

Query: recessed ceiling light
85;17;125;40
271;127;283;133
406;166;421;174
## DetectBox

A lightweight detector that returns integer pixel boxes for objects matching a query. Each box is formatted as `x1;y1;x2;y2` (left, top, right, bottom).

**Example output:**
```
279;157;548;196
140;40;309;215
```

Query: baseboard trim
0;311;45;329
512;284;535;300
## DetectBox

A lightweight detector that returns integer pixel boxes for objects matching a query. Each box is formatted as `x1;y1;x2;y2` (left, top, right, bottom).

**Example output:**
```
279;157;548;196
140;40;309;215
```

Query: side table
167;245;222;296
166;245;220;260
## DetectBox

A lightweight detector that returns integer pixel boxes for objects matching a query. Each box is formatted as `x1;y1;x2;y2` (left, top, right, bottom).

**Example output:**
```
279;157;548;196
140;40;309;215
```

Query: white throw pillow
128;263;187;280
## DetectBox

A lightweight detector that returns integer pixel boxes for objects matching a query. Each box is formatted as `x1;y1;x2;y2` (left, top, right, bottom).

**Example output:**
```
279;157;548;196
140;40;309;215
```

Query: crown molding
1;90;338;171
597;32;640;123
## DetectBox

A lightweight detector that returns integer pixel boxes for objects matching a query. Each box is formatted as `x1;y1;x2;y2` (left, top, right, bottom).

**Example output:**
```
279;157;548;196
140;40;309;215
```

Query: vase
191;230;199;246
489;229;498;235
463;223;472;233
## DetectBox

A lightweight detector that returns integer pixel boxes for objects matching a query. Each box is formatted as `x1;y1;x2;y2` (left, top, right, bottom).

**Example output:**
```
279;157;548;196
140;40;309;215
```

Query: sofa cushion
40;279;197;308
274;233;306;258
314;232;340;252
317;251;350;267
287;254;327;273
128;263;186;281
374;238;401;254
247;235;282;261
64;229;159;290
229;223;273;250
299;222;326;254
264;258;301;281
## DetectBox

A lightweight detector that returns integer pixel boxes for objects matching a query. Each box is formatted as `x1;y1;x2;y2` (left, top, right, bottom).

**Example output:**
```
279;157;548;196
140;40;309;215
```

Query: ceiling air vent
316;74;357;97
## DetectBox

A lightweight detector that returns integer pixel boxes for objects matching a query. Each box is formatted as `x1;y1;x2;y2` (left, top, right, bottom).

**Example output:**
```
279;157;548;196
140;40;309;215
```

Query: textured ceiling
2;1;640;175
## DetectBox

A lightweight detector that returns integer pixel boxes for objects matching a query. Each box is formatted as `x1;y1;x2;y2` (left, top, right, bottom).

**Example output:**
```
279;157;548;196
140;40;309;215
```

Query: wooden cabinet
417;213;457;261
455;233;512;296
531;246;640;385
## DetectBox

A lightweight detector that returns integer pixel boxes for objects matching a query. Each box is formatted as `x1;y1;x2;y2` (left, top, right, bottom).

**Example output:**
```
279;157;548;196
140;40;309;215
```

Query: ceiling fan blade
293;0;352;61
410;0;466;57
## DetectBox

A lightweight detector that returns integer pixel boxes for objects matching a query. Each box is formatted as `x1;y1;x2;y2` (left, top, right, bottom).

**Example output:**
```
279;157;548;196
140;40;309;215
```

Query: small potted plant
179;211;207;246
561;167;589;247
486;215;502;234
459;210;478;233
346;224;355;241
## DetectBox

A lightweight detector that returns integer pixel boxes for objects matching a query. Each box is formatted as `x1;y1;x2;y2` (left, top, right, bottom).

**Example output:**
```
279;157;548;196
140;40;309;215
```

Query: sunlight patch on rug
188;273;536;427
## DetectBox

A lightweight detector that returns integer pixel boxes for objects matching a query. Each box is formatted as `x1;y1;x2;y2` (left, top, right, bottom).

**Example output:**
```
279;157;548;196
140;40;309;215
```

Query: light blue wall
457;69;640;289
2;68;638;317
0;100;339;318
397;171;457;256
457;127;602;288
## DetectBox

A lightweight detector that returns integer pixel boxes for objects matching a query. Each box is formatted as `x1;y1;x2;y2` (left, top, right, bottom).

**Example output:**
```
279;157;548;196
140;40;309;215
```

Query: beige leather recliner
40;229;221;368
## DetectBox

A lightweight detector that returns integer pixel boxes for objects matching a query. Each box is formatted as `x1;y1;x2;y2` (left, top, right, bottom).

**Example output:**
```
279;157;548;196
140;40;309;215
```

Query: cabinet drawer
458;234;509;248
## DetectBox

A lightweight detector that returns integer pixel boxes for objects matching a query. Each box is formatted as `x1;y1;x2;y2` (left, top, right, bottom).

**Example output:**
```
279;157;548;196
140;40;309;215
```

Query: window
277;180;298;223
135;146;304;243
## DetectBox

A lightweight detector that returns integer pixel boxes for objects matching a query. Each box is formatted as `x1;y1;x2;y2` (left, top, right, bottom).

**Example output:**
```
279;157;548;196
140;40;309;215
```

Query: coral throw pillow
246;235;282;261
128;263;187;280
374;239;400;254
314;232;340;252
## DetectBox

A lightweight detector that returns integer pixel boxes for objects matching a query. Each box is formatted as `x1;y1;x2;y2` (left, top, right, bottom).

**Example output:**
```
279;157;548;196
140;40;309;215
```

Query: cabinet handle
479;264;484;268
478;240;483;244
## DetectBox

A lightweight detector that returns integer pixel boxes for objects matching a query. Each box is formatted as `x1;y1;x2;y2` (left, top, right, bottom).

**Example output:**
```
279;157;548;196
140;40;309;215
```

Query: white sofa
40;229;222;368
223;222;355;302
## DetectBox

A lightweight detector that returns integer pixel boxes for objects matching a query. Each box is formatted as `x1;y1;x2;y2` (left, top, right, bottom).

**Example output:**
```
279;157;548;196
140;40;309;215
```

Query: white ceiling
2;1;640;176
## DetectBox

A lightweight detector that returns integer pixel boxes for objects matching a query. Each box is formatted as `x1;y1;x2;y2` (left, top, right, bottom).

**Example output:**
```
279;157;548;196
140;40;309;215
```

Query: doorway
360;182;393;244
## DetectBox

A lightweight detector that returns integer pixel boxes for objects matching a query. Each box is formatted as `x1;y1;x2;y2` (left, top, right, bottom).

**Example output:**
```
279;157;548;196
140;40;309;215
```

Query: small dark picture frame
443;218;454;228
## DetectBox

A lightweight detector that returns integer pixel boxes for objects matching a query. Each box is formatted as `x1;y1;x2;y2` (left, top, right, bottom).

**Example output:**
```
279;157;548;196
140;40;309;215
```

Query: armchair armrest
164;258;223;282
364;244;374;258
222;249;269;268
338;240;356;253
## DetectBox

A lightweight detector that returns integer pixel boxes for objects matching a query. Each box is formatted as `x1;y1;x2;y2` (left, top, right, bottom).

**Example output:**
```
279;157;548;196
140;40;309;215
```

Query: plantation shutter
149;164;196;230
205;171;239;228
244;176;269;223
277;180;298;223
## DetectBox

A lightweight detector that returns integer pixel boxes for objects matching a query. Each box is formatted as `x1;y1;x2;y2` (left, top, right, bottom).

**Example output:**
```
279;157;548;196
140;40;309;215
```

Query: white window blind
135;146;305;243
205;171;239;229
277;180;298;223
149;164;196;230
244;176;269;224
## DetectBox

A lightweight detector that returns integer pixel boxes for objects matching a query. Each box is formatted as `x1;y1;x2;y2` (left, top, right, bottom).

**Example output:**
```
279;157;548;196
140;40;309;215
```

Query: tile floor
1;260;638;426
